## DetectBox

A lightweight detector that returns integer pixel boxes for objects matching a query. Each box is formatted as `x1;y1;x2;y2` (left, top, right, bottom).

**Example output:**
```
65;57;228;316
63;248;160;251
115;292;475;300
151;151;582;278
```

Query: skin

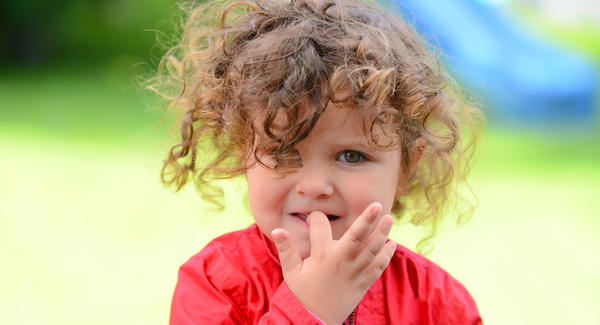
245;106;419;324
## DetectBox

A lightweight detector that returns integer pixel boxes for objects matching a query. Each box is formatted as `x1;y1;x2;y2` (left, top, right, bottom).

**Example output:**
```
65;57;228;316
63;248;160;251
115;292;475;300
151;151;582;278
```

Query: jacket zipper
348;309;356;325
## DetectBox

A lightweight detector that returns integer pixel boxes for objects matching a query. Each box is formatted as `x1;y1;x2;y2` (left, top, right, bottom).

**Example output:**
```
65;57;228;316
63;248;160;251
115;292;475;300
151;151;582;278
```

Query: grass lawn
1;66;599;324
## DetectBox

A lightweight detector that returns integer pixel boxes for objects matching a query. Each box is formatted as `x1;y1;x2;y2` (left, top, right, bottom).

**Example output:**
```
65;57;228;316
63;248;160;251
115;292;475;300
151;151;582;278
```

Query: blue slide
389;0;597;125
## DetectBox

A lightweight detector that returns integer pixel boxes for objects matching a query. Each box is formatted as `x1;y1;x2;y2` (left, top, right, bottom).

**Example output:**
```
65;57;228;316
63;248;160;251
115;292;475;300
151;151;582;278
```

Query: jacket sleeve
430;272;483;325
169;250;326;325
260;281;327;325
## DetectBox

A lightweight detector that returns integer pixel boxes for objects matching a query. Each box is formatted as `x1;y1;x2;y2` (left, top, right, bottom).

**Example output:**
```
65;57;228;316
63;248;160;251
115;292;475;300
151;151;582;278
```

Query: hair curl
147;0;482;253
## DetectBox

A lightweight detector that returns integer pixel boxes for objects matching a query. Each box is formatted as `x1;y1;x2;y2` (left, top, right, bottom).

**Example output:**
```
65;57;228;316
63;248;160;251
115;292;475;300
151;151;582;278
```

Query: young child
149;0;482;323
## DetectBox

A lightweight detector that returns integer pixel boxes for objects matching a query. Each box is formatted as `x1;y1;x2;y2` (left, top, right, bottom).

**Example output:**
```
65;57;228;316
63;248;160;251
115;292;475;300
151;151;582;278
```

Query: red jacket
170;224;482;324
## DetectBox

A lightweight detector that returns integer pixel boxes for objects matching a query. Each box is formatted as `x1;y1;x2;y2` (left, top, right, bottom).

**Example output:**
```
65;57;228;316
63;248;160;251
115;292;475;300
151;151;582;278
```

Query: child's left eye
337;150;366;163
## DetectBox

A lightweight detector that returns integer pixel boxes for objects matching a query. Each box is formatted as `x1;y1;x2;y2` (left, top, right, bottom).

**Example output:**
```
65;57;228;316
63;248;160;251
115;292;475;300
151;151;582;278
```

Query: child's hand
271;202;396;325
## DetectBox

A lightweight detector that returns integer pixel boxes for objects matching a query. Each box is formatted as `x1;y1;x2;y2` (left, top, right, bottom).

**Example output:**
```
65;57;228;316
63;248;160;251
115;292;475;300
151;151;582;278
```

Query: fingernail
371;202;382;215
271;229;284;243
383;215;394;232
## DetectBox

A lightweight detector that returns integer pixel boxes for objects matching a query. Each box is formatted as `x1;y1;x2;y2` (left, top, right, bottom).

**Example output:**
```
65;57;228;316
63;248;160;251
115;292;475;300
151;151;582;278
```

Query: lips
291;212;341;221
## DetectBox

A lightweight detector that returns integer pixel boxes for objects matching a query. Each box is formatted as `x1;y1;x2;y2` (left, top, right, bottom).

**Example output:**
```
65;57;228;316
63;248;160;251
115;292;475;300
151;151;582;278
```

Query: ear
395;137;427;197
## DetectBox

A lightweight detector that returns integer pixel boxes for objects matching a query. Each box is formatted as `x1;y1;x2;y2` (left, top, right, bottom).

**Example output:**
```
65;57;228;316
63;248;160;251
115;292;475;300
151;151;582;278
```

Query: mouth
291;212;341;222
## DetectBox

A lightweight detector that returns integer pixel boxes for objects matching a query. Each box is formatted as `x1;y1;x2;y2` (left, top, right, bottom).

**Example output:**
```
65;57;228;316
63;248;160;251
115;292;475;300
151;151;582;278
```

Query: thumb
271;228;302;276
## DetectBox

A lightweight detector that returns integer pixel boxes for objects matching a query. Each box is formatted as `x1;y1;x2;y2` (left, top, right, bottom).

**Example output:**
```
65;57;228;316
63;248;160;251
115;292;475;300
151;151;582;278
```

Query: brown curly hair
147;0;482;252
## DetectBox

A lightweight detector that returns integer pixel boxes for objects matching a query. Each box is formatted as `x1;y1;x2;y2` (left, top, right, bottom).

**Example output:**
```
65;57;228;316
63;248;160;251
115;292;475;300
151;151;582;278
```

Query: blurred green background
1;0;599;324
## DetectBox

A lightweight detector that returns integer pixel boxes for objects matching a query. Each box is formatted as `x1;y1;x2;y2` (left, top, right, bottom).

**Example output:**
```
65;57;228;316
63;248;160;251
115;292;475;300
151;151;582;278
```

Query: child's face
246;106;403;259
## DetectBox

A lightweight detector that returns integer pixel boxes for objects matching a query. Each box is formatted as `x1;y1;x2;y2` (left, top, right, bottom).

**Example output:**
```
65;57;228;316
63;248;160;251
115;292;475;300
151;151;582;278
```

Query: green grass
1;65;599;325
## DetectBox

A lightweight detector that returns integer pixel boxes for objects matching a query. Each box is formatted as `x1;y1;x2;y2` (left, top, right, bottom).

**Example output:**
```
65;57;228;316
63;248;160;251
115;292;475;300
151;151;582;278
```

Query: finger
340;202;383;255
272;228;302;276
308;211;332;257
364;240;396;282
353;215;394;271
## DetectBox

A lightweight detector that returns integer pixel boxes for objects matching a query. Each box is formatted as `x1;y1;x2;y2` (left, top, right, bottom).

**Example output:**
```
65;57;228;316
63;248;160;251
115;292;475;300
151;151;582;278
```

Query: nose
294;163;334;199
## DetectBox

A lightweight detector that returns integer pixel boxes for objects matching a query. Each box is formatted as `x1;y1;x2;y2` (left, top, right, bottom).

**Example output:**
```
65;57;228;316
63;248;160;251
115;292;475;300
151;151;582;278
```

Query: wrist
286;288;343;324
299;301;347;325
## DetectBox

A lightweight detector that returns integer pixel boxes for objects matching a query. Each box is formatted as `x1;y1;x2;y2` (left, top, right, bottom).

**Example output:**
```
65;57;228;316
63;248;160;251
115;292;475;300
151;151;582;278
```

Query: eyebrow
336;139;374;150
335;136;402;153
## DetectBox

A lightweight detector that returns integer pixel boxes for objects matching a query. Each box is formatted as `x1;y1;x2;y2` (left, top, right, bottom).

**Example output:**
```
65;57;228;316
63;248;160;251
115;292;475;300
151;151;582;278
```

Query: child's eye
337;150;366;163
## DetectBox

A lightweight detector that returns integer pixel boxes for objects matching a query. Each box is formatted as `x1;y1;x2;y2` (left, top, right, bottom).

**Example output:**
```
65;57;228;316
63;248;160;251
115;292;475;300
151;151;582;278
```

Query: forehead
308;106;366;139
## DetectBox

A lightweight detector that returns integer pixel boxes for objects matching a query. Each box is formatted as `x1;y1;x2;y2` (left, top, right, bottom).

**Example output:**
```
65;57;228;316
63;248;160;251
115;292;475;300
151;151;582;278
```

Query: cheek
347;170;399;213
246;167;288;219
247;170;278;239
246;169;267;215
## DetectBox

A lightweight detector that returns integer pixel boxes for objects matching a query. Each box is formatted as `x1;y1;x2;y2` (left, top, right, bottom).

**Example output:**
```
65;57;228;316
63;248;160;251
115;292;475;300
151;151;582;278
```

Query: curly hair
147;0;482;253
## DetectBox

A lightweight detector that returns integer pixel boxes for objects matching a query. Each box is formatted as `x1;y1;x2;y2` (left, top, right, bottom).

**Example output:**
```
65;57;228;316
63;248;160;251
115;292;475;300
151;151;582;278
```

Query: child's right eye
337;150;366;164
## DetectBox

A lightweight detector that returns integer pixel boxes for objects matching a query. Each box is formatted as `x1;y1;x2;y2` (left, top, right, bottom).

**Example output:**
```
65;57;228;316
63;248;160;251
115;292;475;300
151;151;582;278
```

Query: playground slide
390;0;597;124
